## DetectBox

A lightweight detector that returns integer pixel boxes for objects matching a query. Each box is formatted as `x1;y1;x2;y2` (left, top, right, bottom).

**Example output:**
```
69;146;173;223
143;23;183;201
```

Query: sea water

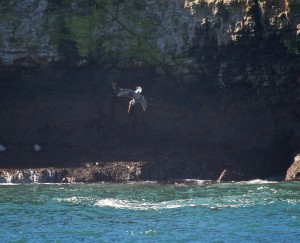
0;180;299;242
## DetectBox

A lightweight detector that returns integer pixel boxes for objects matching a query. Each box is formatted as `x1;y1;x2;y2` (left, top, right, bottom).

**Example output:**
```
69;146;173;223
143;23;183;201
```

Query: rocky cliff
0;0;300;181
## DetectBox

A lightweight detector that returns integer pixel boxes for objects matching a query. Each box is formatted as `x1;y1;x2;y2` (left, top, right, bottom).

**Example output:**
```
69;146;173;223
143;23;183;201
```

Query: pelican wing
112;82;117;90
112;82;148;112
135;93;148;111
116;88;136;99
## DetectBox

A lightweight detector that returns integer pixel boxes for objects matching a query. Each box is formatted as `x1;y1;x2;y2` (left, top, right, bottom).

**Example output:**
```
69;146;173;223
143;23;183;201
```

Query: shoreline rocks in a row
0;162;146;183
0;153;299;183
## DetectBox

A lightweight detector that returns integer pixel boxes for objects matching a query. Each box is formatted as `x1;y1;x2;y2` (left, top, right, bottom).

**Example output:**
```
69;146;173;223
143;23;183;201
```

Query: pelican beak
128;104;131;113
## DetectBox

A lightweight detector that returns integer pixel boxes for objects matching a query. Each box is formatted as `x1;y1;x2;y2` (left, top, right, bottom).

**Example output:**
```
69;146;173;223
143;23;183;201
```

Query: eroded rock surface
285;154;300;181
0;162;145;183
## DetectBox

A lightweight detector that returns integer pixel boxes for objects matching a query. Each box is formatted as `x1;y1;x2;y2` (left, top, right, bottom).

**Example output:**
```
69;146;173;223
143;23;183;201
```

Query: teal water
0;180;299;242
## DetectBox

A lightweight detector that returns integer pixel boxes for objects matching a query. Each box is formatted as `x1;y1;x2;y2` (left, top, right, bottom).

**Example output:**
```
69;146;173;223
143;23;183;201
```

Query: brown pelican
112;82;148;113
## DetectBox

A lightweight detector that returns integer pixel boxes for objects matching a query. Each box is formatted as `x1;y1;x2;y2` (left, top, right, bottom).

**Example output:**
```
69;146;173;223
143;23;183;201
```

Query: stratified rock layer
0;0;299;69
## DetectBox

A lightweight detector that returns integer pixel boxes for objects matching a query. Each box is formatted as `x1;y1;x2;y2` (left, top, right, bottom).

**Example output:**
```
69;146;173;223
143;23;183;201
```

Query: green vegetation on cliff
0;0;299;69
43;0;165;64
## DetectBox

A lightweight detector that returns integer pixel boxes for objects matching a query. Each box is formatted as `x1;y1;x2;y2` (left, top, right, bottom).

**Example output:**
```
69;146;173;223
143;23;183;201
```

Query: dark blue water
0;180;299;242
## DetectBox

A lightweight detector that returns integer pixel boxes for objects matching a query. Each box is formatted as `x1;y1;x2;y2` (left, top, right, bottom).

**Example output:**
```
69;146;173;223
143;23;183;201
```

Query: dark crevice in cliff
252;0;265;41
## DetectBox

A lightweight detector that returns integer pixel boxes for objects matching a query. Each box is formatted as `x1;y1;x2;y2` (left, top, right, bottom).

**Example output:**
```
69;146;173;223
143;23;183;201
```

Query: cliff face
1;0;299;68
0;0;300;180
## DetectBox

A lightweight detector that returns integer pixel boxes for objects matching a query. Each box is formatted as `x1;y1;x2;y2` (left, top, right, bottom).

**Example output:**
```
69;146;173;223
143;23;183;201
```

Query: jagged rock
217;169;228;183
0;162;146;183
285;154;300;181
0;168;66;183
0;171;13;183
216;169;246;183
61;177;75;183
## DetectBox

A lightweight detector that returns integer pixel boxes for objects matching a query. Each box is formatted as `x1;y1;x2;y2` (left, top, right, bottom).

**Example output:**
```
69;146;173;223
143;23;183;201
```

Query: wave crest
95;198;192;210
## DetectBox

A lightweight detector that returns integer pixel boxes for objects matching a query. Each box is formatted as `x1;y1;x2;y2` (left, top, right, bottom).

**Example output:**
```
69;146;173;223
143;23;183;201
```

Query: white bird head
135;86;142;93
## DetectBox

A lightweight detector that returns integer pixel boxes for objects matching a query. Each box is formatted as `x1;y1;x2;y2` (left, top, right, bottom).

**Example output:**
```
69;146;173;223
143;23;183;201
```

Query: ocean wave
236;179;278;185
0;183;20;186
94;197;265;210
54;196;93;204
94;198;194;210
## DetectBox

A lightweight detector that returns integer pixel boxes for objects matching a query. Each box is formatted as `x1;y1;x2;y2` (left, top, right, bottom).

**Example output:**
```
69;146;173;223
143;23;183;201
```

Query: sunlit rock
285;154;300;181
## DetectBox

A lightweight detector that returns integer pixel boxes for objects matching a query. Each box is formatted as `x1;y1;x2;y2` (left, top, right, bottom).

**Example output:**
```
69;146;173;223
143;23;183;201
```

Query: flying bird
112;82;148;113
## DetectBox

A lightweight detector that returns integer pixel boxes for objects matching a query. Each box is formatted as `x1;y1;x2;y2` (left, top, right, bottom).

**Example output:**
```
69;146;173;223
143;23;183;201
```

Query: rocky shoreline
1;153;299;183
0;162;145;183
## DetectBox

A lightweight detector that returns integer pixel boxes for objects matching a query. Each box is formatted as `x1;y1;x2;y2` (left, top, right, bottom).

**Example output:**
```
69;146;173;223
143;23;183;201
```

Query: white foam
54;196;92;204
0;183;20;186
94;197;265;210
236;179;278;185
95;198;193;210
181;179;212;184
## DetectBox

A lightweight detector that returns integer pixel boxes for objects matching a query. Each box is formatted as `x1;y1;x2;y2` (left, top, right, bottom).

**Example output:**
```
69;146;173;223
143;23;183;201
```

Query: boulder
285;154;300;181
